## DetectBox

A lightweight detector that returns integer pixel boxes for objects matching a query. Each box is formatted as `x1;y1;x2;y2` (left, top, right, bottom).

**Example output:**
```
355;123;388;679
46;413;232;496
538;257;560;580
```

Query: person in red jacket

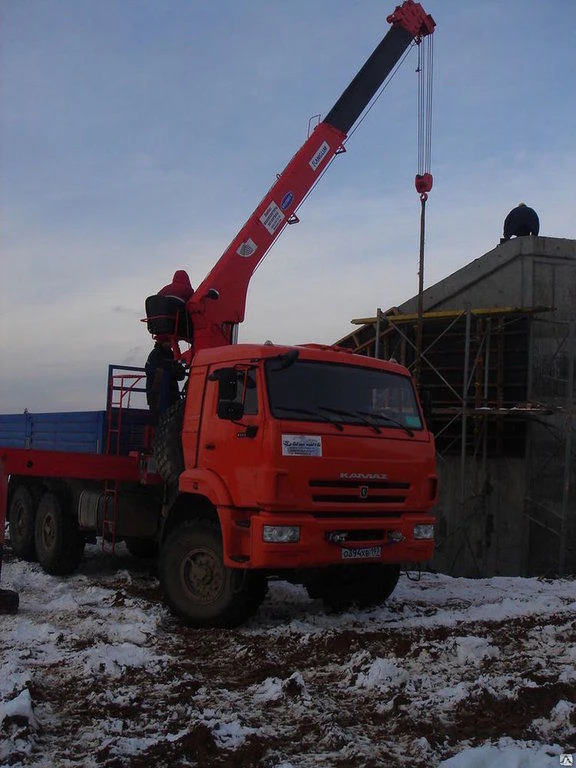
158;270;194;303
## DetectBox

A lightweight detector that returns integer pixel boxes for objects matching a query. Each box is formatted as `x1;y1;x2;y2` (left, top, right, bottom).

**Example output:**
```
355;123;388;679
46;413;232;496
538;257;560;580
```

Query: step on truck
0;1;438;627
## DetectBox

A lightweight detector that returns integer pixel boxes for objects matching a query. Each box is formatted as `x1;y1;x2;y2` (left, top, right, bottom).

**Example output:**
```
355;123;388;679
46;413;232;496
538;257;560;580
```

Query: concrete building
337;236;576;578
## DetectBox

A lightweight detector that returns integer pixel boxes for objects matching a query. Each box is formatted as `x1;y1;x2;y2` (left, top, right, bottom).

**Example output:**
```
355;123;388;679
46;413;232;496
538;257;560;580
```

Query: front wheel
34;492;85;575
159;518;267;628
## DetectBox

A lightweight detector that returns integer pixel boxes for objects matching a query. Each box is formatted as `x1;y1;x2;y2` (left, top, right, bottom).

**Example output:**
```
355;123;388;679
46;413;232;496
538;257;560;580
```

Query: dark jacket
145;343;186;416
503;205;540;240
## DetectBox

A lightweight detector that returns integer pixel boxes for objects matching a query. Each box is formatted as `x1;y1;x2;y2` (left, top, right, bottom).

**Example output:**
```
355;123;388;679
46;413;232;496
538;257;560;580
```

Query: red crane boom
146;1;435;362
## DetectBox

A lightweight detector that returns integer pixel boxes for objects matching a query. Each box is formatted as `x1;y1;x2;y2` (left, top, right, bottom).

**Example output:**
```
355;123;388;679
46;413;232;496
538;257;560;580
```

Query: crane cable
415;32;434;388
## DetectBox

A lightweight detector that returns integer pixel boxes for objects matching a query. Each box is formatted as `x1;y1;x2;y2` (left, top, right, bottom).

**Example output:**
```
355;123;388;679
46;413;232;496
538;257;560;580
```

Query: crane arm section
182;1;435;358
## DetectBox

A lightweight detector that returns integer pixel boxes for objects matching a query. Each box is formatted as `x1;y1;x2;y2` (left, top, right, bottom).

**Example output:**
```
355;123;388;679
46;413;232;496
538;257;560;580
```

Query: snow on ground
1;542;575;768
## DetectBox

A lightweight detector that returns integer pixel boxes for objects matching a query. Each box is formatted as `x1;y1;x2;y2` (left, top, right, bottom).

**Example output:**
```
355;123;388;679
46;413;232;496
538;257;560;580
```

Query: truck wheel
34;492;85;576
159;518;267;628
305;563;401;612
8;485;40;562
153;400;185;485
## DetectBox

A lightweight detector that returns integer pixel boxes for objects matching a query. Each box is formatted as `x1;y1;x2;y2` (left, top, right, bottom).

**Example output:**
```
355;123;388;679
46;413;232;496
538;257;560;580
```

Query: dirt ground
1;545;575;767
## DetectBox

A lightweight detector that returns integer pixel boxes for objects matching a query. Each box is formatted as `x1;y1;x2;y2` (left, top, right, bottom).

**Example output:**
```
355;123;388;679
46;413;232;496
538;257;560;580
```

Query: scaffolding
336;305;575;576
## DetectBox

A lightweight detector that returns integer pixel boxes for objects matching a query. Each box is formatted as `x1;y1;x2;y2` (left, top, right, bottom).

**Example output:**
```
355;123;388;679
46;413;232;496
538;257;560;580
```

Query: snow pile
438;739;564;767
0;688;37;730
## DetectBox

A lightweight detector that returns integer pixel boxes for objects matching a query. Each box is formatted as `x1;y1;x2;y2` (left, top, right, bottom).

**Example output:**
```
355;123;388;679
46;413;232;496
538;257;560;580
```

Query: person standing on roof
502;203;540;241
158;270;194;303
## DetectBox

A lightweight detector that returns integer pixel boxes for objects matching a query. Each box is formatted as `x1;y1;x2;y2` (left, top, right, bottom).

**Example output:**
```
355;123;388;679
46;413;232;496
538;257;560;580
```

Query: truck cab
157;343;437;626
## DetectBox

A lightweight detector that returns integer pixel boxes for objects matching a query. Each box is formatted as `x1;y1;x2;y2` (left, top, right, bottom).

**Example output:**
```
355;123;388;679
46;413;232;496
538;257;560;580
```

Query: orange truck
0;1;437;625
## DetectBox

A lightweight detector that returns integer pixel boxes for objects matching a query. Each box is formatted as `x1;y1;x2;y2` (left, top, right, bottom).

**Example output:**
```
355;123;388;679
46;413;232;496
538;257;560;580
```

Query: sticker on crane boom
236;238;257;258
282;434;322;457
260;201;285;235
309;141;330;171
280;191;294;211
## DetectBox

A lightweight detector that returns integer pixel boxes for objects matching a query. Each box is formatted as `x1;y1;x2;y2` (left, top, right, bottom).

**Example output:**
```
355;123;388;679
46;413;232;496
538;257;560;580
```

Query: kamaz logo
340;472;388;480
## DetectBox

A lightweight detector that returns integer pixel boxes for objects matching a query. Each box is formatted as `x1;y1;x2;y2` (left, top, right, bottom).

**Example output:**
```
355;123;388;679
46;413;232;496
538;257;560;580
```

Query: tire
8;485;40;562
305;563;401;612
153;399;185;485
34;492;85;576
159;518;267;628
125;537;158;560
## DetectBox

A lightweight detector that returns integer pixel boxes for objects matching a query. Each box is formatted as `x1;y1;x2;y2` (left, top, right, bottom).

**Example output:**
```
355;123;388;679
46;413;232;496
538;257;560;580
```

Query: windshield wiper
318;405;381;434
358;410;414;437
274;405;344;431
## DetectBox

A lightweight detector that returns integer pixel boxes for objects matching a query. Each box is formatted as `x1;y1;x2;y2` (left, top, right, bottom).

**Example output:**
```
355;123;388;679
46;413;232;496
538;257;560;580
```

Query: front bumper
223;510;434;569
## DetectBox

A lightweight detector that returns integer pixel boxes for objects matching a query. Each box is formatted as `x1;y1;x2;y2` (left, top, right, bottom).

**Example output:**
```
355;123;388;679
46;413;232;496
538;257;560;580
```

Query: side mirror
217;400;244;421
208;367;238;401
209;367;246;420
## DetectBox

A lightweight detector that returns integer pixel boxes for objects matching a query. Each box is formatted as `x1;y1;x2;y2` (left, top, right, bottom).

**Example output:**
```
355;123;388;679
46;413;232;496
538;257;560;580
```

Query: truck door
197;365;263;507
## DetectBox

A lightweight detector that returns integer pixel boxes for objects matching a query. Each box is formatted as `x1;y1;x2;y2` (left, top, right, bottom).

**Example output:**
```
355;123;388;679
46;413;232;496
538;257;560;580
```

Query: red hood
172;270;191;288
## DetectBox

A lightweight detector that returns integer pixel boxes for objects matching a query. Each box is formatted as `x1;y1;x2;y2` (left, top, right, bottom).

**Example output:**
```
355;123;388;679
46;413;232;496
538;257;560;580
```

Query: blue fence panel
28;412;106;454
0;409;152;455
0;412;106;453
0;414;30;449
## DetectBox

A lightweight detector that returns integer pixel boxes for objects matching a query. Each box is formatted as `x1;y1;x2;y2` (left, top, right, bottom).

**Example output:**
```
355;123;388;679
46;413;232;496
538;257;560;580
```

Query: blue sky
1;0;575;412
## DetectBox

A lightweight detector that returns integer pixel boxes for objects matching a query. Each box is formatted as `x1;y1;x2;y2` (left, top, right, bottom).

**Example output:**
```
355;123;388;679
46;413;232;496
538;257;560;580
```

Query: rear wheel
8;485;40;561
305;563;401;612
159;518;267;628
34;492;85;575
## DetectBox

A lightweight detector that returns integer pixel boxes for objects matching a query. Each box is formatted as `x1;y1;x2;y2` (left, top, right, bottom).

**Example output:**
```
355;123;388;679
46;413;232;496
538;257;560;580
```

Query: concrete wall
432;456;528;577
400;236;576;578
399;236;576;317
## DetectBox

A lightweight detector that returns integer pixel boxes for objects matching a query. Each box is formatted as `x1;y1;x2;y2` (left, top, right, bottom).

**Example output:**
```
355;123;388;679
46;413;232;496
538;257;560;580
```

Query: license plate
341;546;382;560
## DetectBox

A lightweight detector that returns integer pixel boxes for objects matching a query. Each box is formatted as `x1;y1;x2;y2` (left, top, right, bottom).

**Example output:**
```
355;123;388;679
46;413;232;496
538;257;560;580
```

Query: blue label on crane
280;191;294;211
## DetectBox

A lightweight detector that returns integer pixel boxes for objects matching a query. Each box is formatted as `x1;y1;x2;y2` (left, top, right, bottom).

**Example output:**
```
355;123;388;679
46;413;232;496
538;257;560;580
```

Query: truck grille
309;478;409;505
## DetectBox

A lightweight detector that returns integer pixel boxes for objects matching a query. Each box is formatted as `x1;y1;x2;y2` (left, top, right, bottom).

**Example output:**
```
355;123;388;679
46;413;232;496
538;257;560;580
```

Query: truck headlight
263;525;300;543
413;524;434;540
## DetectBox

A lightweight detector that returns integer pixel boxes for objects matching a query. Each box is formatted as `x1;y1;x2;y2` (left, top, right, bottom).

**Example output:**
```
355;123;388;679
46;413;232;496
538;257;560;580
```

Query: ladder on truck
102;365;148;552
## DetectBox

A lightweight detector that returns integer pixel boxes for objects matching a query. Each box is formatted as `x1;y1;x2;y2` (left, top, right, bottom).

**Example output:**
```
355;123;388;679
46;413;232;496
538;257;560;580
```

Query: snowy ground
1;540;575;768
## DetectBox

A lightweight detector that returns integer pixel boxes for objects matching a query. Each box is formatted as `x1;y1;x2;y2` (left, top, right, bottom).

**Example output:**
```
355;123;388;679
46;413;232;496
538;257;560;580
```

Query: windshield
265;359;423;432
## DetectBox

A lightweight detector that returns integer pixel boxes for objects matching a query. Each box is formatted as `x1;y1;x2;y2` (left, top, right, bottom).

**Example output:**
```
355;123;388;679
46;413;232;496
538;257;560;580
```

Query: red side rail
0;448;160;595
0;448;159;523
0;448;145;483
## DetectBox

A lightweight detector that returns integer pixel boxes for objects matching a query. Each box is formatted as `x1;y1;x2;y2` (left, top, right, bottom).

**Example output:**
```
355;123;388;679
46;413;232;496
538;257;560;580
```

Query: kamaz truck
0;1;437;626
